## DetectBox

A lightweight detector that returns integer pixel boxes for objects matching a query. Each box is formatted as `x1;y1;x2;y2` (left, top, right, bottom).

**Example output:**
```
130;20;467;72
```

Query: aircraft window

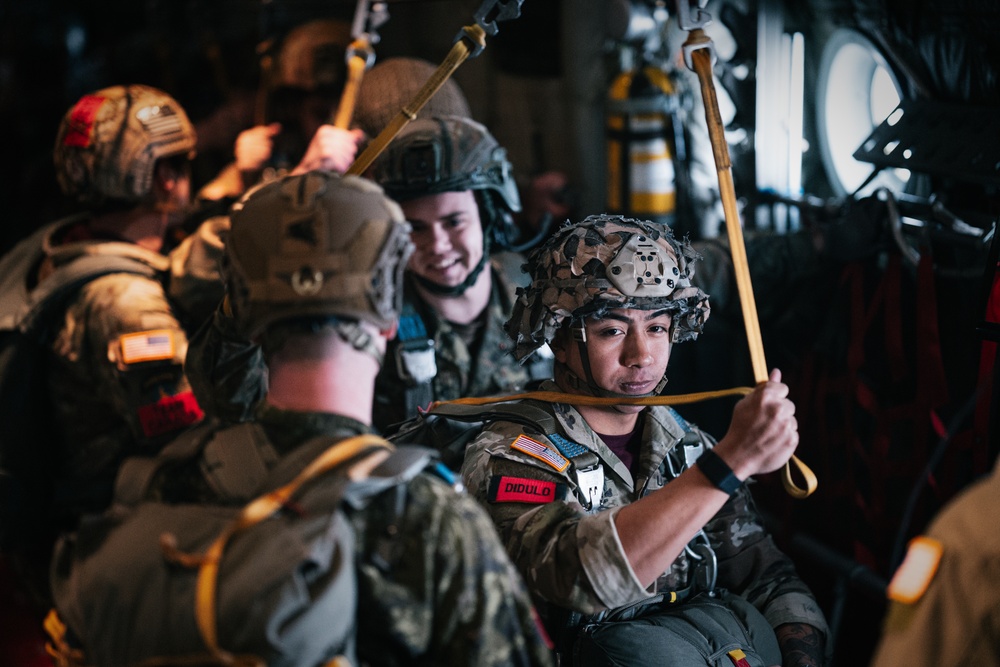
816;28;909;196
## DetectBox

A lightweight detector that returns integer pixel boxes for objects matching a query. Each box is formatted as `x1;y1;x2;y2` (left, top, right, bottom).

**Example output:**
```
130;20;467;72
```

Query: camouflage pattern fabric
42;222;204;519
505;214;711;363
373;265;552;432
460;381;828;637
142;407;556;667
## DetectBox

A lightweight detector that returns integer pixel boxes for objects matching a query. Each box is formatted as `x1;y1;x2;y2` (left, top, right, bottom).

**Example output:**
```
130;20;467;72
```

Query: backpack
47;419;437;667
0;220;158;549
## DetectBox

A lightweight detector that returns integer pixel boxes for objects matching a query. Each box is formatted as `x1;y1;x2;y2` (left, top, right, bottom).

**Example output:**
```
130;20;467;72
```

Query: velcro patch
510;434;569;472
137;391;204;438
120;329;176;364
489;476;564;504
63;94;106;148
887;535;943;604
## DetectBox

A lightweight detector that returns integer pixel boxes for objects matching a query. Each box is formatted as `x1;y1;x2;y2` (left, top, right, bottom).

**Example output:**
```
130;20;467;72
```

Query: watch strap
696;449;742;495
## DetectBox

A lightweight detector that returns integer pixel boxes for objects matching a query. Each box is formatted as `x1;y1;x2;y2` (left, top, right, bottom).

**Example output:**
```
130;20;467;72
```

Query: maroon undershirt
596;414;645;475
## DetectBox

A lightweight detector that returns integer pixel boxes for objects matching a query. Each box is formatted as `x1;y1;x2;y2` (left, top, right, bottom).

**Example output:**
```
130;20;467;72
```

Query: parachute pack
0;219;158;548
47;419;436;667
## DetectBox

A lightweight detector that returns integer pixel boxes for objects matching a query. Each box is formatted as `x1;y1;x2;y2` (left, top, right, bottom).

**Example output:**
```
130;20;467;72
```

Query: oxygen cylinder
606;64;678;226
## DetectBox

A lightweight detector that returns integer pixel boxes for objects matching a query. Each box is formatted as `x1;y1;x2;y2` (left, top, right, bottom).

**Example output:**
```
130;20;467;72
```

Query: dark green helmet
370;115;521;214
224;171;413;338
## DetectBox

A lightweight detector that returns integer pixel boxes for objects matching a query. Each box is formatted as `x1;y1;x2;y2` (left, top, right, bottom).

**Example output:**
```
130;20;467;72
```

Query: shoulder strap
2;247;159;335
113;419;223;508
394;301;436;416
199;424;280;501
427;399;558;435
0;220;64;330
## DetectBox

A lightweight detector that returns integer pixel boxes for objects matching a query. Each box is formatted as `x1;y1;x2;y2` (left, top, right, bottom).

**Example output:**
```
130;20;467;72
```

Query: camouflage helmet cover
369;115;521;213
53;84;197;204
224;171;413;337
505;214;710;361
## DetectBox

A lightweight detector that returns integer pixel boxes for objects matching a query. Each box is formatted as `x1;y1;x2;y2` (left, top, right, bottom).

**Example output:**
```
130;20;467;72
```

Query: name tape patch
489;476;564;504
509;434;569;472
120;329;176;364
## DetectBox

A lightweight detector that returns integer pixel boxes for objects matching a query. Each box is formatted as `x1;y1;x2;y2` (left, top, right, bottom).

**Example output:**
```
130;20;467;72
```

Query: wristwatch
696;449;742;495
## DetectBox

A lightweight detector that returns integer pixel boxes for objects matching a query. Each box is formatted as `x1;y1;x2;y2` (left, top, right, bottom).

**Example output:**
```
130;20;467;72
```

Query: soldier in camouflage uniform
460;214;829;666
185;114;553;431
38;84;220;527
367;114;553;431
69;171;554;666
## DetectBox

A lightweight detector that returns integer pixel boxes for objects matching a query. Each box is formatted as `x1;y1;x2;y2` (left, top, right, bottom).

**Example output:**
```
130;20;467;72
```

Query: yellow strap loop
184;434;392;659
438;386;753;409
438;384;817;498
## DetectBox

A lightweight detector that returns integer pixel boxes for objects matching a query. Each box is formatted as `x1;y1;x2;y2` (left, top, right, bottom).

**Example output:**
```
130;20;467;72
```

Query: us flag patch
509;434;569;472
135;102;186;142
119;330;176;364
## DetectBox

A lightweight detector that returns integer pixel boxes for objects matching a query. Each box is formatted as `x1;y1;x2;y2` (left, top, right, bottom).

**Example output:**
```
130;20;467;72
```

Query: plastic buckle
395;339;437;384
575;463;604;510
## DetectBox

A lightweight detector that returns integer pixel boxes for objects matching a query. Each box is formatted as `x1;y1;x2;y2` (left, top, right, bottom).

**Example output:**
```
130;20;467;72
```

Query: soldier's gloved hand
809;194;890;262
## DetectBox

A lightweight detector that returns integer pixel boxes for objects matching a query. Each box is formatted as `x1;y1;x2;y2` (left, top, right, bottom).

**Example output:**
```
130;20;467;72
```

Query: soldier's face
402;189;485;288
554;308;673;405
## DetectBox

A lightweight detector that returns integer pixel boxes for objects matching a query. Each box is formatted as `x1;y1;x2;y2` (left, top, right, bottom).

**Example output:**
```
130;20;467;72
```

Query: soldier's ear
152;157;190;196
550;328;570;363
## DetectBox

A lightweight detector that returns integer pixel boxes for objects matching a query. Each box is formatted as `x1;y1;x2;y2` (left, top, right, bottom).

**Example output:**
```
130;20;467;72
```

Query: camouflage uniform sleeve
184;302;267;424
166;214;229;328
462;428;649;615
356;473;555;667
58;272;202;444
703;444;829;635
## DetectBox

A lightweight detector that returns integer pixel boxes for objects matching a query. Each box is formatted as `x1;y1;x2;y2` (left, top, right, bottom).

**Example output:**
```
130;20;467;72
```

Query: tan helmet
272;18;352;91
354;57;472;138
224;171;413;338
505;214;710;395
53;84;196;204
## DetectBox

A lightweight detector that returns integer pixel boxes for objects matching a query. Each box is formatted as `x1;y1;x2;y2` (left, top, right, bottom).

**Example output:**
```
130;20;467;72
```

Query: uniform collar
256;404;374;457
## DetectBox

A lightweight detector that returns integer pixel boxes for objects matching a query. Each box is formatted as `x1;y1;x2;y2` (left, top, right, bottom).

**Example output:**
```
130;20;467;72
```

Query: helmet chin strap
412;234;491;298
563;320;669;399
334;320;385;367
